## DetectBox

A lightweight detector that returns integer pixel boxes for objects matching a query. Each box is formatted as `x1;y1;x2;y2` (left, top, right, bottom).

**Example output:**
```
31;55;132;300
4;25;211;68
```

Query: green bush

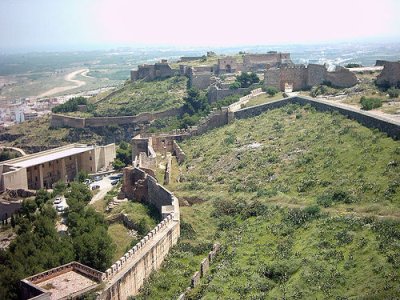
387;88;400;98
265;86;279;96
360;96;382;110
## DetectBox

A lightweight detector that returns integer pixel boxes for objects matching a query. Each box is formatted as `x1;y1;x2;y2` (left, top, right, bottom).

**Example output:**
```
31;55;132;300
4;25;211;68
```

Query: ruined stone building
264;64;358;92
130;60;176;82
0;143;115;191
376;61;400;87
242;52;293;71
215;52;292;74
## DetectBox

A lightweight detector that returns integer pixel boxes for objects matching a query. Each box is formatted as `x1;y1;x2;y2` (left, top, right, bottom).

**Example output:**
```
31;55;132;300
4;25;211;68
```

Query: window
35;176;38;182
49;162;51;166
89;156;92;161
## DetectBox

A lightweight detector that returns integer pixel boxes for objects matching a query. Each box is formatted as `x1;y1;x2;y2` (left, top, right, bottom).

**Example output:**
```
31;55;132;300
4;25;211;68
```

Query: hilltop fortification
376;60;400;87
264;64;358;91
130;60;176;82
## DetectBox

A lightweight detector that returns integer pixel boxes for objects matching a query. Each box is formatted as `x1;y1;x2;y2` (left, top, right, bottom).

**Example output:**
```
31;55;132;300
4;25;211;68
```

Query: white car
56;205;64;212
54;197;62;205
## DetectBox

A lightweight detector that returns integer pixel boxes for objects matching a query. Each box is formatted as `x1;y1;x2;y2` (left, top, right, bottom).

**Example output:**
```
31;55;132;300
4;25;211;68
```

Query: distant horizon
1;38;400;55
1;0;400;54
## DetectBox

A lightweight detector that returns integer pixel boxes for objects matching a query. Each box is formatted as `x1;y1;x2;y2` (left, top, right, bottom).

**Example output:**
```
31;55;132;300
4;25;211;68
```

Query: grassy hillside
90;76;187;117
177;104;400;216
0;116;136;152
137;105;400;299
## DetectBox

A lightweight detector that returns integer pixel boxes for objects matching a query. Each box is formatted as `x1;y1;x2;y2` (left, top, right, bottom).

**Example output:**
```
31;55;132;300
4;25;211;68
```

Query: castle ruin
130;60;176;82
376;61;400;87
264;64;358;92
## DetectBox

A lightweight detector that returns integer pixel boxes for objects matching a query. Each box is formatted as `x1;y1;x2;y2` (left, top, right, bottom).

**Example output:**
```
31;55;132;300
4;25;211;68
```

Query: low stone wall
164;155;172;185
24;261;104;285
234;96;400;140
51;107;185;129
173;140;186;164
228;88;264;112
50;114;85;128
177;243;221;300
208;86;249;103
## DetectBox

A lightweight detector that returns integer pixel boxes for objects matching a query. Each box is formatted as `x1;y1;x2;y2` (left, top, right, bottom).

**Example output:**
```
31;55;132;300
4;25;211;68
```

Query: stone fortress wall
376;61;400;87
264;63;358;91
51;106;185;129
22;165;180;300
131;60;177;82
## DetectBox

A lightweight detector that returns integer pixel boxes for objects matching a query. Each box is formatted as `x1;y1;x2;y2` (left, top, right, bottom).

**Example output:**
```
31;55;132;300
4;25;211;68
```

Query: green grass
108;223;136;261
244;92;285;107
90;76;187;117
136;105;400;299
187;208;400;299
112;201;160;230
177;104;400;215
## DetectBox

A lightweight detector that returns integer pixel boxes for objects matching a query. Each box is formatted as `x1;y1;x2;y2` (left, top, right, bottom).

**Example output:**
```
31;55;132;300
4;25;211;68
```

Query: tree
34;189;51;208
266;86;279;96
76;170;89;183
183;88;209;115
229;81;241;90
66;182;92;205
235;72;260;88
52;96;88;113
20;199;37;218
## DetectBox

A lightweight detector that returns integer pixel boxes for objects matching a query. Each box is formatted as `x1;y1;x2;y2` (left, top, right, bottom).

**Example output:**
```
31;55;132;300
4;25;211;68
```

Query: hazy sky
0;0;399;51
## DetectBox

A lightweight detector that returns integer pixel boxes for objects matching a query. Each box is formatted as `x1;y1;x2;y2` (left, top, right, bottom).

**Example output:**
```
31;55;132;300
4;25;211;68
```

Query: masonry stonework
376;61;400;87
264;64;358;91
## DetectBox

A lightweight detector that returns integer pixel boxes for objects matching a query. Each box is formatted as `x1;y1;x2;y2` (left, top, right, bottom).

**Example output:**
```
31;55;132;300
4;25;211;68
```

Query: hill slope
136;104;400;299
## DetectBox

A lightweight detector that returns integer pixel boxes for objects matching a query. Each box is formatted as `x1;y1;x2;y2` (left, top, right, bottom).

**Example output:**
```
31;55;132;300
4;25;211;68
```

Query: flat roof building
0;143;115;191
20;261;104;300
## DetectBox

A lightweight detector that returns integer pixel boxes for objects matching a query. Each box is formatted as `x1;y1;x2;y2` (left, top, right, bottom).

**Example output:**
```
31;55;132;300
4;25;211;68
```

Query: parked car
91;184;100;190
54;197;62;205
93;175;102;182
84;179;92;185
56;205;64;212
111;179;120;186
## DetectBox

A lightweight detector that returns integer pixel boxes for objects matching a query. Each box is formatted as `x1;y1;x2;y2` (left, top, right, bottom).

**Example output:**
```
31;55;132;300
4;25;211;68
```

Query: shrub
387;88;400;98
212;198;246;217
284;205;320;226
266;86;279;96
360;96;382;110
229;81;241;90
345;63;362;68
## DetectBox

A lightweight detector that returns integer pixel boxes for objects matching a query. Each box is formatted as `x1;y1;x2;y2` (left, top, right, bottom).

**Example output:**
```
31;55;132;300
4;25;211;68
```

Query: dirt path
38;69;89;98
0;146;27;156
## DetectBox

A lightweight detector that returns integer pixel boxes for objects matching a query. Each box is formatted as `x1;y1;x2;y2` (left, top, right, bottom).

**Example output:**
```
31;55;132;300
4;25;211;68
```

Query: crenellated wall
100;167;180;300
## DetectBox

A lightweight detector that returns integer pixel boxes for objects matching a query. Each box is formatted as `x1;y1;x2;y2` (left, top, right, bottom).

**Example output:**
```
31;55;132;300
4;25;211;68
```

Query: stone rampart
50;114;85;128
207;86;249;103
227;88;264;112
50;106;185;128
376;61;400;87
264;64;358;92
234;96;400;140
101;167;180;299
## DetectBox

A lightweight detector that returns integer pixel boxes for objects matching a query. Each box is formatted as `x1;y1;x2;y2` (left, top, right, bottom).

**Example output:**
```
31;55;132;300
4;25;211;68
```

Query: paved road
89;177;113;205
